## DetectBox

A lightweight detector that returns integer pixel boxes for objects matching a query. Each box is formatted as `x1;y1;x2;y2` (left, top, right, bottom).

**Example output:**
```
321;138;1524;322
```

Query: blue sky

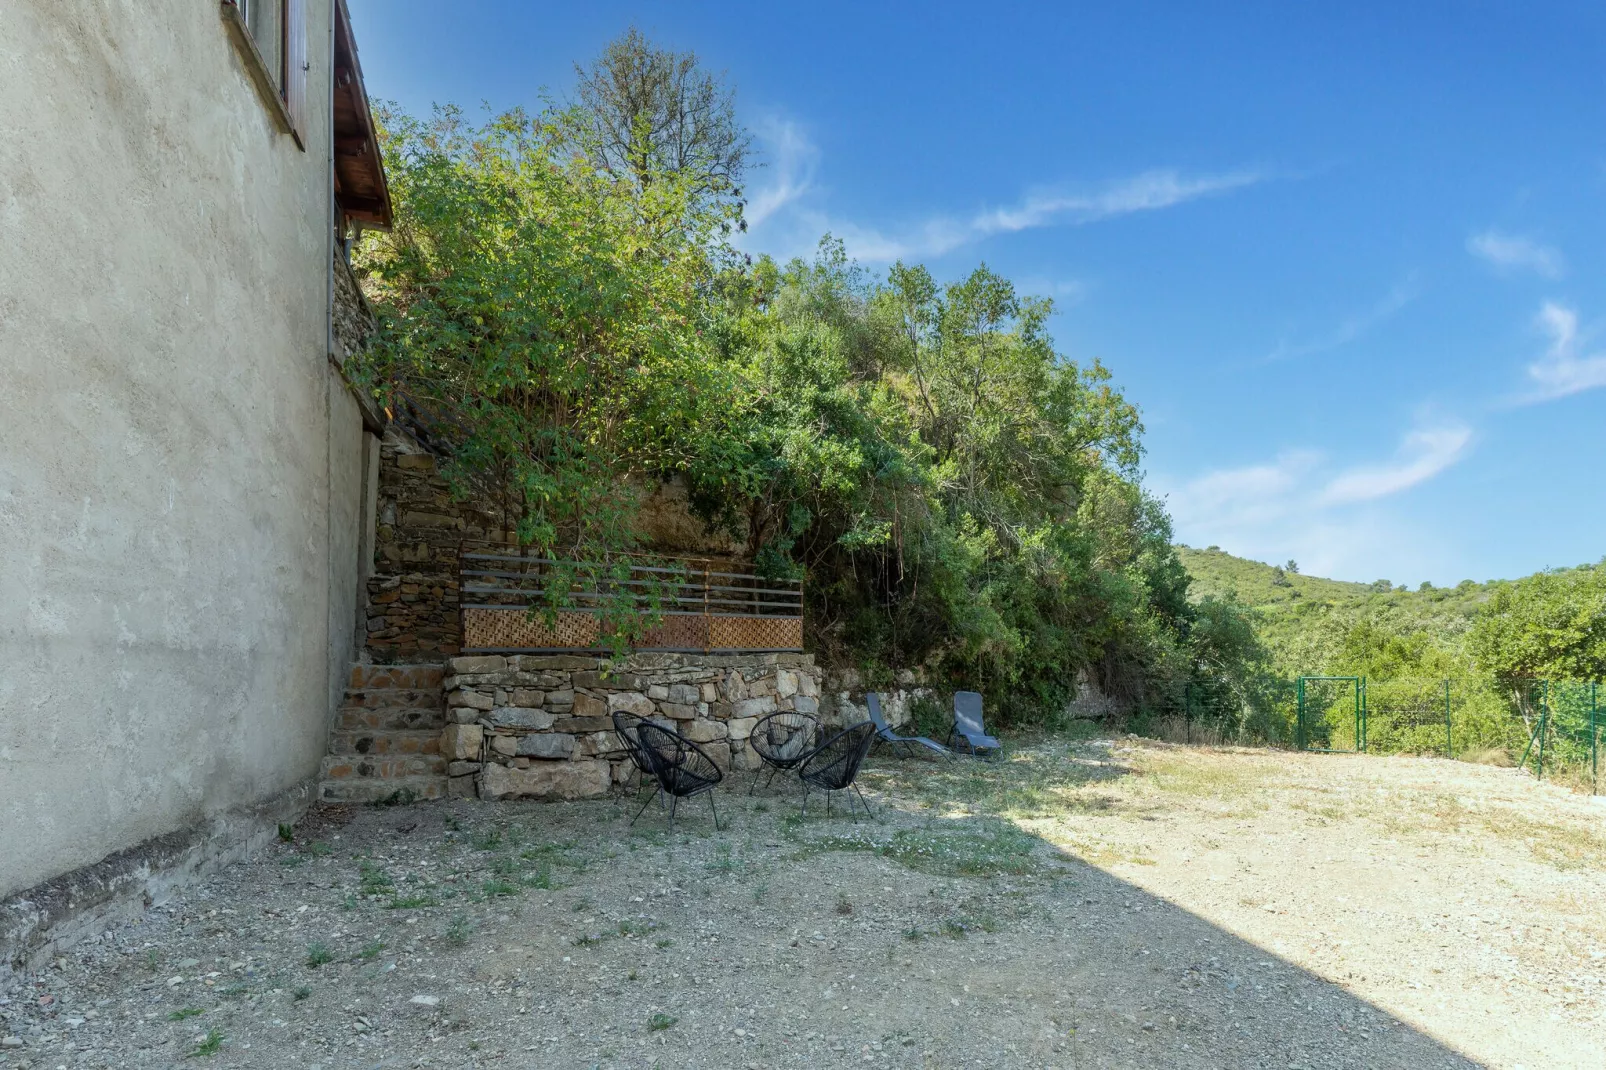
348;1;1606;586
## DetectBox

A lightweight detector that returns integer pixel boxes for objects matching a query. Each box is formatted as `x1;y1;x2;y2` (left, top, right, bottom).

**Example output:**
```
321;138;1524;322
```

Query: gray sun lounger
949;691;1001;758
866;693;950;758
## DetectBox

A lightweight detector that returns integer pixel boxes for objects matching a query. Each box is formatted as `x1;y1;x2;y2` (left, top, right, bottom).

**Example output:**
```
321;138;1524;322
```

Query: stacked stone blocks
440;652;822;800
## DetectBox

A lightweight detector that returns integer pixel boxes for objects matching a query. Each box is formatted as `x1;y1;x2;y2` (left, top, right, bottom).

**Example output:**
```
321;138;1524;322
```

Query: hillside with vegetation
1175;545;1497;673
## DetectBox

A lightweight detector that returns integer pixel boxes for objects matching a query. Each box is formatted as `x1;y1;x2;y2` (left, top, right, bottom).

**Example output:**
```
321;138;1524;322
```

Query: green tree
351;104;744;635
568;27;751;214
1469;564;1606;683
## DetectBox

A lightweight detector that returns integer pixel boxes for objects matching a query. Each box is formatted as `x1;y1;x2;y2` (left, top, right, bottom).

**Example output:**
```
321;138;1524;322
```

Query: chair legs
629;785;662;826
707;790;721;831
853;783;878;821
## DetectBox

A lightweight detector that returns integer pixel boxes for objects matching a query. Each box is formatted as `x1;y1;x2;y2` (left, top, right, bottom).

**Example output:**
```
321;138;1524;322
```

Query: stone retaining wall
439;652;823;800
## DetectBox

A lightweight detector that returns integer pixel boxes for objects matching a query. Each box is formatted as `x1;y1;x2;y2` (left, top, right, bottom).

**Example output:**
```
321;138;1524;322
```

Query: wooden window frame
220;0;307;150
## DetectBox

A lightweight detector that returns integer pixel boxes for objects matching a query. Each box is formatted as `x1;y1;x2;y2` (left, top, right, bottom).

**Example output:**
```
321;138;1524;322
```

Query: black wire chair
797;720;879;820
632;721;725;830
747;711;819;794
611;710;658;797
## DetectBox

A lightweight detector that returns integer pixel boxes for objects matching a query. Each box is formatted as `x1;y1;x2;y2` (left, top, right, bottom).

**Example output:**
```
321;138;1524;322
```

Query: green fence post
1359;677;1367;753
1444;678;1453;759
1538;681;1549;782
1296;677;1305;751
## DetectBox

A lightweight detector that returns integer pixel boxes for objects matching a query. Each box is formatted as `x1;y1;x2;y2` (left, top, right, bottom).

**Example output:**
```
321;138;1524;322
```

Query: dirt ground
3;736;1604;1069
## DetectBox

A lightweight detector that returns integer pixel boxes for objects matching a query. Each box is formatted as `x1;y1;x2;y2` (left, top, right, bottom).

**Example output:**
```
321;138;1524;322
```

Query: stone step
340;687;443;711
349;664;444;690
318;775;447;804
320;754;446;781
337;706;448;731
327;729;442;758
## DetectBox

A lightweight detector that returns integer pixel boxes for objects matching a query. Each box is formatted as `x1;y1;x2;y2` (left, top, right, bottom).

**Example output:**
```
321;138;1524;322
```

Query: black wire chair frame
611;710;658;797
747;711;820;794
796;720;879;820
632;721;725;830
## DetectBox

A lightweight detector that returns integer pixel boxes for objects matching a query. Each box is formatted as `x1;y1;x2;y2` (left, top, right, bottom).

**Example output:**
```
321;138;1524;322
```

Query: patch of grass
186;1028;225;1058
571;897;593;913
705;843;740;875
386;894;439;910
305;942;334;968
217;983;249;1000
482;879;518;898
279;855;305;869
617;918;657;938
277;823;294;843
145;948;162;971
168;1007;205;1021
490;856;520;877
835;893;854;916
292;986;312;1002
305;840;333;857
626;970;638;981
940;919;968;939
358;940;386;962
520;839;590;871
903;927;924;941
444;913;472;947
752;882;769;903
573;932;609;948
647;1012;678;1032
654;938;673;949
752;802;770;814
470;827;503;851
443;814;461;831
340;893;357;911
800;819;1043;878
520;864;555;890
359;863;394;895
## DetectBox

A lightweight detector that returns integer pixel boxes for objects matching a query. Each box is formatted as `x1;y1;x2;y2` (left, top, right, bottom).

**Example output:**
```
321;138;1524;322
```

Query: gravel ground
2;736;1602;1069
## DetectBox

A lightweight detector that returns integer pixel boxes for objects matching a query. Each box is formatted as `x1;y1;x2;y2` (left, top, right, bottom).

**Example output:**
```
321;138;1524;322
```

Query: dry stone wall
366;431;513;663
439;652;821;800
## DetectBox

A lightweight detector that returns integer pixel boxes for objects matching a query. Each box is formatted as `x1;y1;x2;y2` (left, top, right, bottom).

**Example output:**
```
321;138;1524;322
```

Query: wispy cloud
1159;419;1472;581
1261;275;1419;365
825;169;1264;262
738;138;1267;263
1318;425;1472;504
1522;301;1606;402
1468;229;1566;279
742;117;818;230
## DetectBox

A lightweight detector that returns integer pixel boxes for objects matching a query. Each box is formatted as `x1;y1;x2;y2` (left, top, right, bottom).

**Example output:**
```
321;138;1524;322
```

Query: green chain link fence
1287;676;1602;791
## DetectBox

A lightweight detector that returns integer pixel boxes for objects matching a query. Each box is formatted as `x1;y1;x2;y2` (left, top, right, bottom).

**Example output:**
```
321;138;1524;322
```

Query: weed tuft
305;942;333;968
647;1012;678;1032
186;1028;225;1058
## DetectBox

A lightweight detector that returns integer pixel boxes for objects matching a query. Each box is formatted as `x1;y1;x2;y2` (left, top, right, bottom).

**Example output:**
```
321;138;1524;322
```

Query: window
221;0;307;148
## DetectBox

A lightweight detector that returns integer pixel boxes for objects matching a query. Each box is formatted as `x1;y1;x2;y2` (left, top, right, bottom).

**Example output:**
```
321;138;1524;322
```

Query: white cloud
1318;425;1472;505
742;117;818;230
1468;230;1565;279
1261;275;1419;364
739;147;1266;263
1522;301;1606;402
1159;420;1472;581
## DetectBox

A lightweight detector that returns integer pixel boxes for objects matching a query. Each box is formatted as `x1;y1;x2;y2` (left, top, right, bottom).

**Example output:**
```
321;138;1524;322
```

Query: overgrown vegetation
1178;546;1606;764
352;31;1258;721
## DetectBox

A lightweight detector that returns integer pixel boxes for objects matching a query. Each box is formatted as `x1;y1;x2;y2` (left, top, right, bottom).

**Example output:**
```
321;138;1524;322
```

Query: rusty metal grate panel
709;615;802;651
464;608;600;650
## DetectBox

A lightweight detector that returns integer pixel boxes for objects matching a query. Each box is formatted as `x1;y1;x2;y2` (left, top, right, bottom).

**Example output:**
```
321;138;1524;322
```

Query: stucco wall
0;1;366;899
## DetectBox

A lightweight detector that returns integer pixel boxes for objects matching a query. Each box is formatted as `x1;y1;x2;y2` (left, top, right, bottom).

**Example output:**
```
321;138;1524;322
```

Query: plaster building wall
0;0;368;910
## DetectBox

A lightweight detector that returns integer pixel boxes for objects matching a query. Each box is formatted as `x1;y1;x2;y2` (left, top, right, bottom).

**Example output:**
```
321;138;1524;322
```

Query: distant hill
1174;545;1498;673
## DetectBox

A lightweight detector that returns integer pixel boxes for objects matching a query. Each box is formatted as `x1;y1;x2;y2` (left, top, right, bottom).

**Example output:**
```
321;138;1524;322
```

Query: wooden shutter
283;0;308;146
